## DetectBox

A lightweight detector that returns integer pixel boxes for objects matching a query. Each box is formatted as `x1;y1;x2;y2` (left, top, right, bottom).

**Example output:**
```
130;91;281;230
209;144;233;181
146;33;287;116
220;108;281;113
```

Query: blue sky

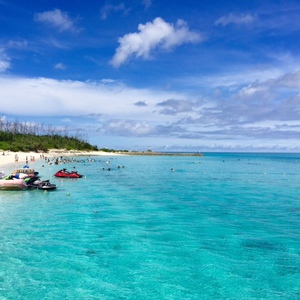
1;0;300;152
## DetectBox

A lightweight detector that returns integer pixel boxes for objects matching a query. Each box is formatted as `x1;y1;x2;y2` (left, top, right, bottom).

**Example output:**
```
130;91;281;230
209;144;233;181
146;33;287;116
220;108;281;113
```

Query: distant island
121;151;203;156
99;148;203;156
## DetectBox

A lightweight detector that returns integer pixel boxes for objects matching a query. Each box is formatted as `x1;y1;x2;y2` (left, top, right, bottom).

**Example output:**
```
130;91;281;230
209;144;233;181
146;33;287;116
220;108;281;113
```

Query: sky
1;0;300;152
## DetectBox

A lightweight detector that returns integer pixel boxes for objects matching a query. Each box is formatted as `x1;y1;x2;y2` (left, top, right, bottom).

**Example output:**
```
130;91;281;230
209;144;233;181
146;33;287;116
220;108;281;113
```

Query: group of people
12;153;36;163
25;156;36;164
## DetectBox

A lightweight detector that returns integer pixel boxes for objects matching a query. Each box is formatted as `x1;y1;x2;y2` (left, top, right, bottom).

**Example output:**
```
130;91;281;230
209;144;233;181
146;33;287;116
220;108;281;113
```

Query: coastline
0;149;122;170
0;149;203;173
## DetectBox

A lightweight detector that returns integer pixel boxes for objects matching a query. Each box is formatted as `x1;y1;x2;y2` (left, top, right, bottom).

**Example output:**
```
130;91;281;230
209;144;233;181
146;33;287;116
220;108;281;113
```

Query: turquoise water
0;153;300;299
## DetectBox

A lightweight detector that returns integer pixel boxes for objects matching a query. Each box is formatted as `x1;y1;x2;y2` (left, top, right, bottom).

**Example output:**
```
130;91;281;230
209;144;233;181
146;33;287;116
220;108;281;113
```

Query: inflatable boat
0;178;28;190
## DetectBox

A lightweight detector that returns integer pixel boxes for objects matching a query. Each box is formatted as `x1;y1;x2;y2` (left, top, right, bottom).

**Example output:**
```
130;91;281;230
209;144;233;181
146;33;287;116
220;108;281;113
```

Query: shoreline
0;149;123;171
0;149;203;173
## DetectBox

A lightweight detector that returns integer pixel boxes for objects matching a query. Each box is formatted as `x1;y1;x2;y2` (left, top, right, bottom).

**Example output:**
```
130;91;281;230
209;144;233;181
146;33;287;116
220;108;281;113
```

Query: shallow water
0;153;300;299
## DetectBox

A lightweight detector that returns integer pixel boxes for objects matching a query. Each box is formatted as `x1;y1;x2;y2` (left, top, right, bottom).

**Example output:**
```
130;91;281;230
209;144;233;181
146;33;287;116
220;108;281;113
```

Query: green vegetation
99;148;129;153
0;119;98;152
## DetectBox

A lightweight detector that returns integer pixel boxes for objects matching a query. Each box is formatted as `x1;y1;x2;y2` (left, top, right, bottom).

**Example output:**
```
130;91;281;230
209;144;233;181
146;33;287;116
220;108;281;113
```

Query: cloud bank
1;67;300;151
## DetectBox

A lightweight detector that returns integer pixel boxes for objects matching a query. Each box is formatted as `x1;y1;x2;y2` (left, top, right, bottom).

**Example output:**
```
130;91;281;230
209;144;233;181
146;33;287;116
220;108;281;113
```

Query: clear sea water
0;152;300;299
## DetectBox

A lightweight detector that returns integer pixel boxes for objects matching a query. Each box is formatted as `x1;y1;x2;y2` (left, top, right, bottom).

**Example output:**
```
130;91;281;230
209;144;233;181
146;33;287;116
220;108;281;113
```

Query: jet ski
25;177;57;190
54;168;83;178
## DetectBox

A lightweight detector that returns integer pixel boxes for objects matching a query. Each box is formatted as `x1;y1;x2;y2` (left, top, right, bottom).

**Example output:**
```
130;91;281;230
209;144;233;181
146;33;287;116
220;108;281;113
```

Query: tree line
0;119;98;152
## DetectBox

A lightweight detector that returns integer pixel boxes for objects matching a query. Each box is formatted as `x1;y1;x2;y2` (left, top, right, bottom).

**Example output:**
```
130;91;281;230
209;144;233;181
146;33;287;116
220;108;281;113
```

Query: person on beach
15;154;19;162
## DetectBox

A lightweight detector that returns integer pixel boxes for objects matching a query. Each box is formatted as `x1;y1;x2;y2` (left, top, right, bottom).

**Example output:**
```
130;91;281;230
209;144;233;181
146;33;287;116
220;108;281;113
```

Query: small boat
12;166;38;178
25;177;57;190
54;169;83;178
0;177;28;190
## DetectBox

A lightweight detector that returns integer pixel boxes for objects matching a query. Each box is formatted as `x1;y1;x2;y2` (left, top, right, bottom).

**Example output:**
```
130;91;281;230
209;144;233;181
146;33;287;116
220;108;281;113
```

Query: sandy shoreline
0;149;122;169
0;149;203;172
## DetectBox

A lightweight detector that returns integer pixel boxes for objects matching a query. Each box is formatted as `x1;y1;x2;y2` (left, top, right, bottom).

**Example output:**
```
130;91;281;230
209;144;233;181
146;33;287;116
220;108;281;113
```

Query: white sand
0;149;122;168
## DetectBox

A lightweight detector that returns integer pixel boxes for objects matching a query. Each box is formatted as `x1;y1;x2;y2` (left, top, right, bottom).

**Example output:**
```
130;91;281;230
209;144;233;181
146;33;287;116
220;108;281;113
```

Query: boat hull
27;182;57;190
27;184;57;190
0;179;28;190
25;177;57;190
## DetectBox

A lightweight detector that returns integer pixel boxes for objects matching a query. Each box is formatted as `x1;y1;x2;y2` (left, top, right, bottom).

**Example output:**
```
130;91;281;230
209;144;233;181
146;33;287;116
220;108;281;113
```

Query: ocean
0;152;299;299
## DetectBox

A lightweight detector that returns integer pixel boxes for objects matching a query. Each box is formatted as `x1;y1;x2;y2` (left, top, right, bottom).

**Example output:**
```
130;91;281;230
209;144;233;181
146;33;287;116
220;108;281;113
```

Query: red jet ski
54;169;83;178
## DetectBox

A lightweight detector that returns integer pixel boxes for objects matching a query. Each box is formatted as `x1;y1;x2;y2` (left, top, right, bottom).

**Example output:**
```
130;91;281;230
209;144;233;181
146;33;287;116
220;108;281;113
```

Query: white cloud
275;70;300;87
1;68;300;151
103;119;153;136
100;3;129;20
238;70;300;98
54;63;66;70
7;39;28;49
35;9;77;32
215;13;255;26
0;76;184;122
0;49;10;72
110;17;202;67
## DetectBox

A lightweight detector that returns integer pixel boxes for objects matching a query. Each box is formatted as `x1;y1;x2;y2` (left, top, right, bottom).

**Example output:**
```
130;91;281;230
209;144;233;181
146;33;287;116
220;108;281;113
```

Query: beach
0;149;202;170
0;149;122;169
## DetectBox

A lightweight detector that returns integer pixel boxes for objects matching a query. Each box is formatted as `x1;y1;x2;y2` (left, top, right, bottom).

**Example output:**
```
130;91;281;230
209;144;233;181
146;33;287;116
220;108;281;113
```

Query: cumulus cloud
0;48;10;72
110;17;202;67
215;13;255;26
34;9;77;32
